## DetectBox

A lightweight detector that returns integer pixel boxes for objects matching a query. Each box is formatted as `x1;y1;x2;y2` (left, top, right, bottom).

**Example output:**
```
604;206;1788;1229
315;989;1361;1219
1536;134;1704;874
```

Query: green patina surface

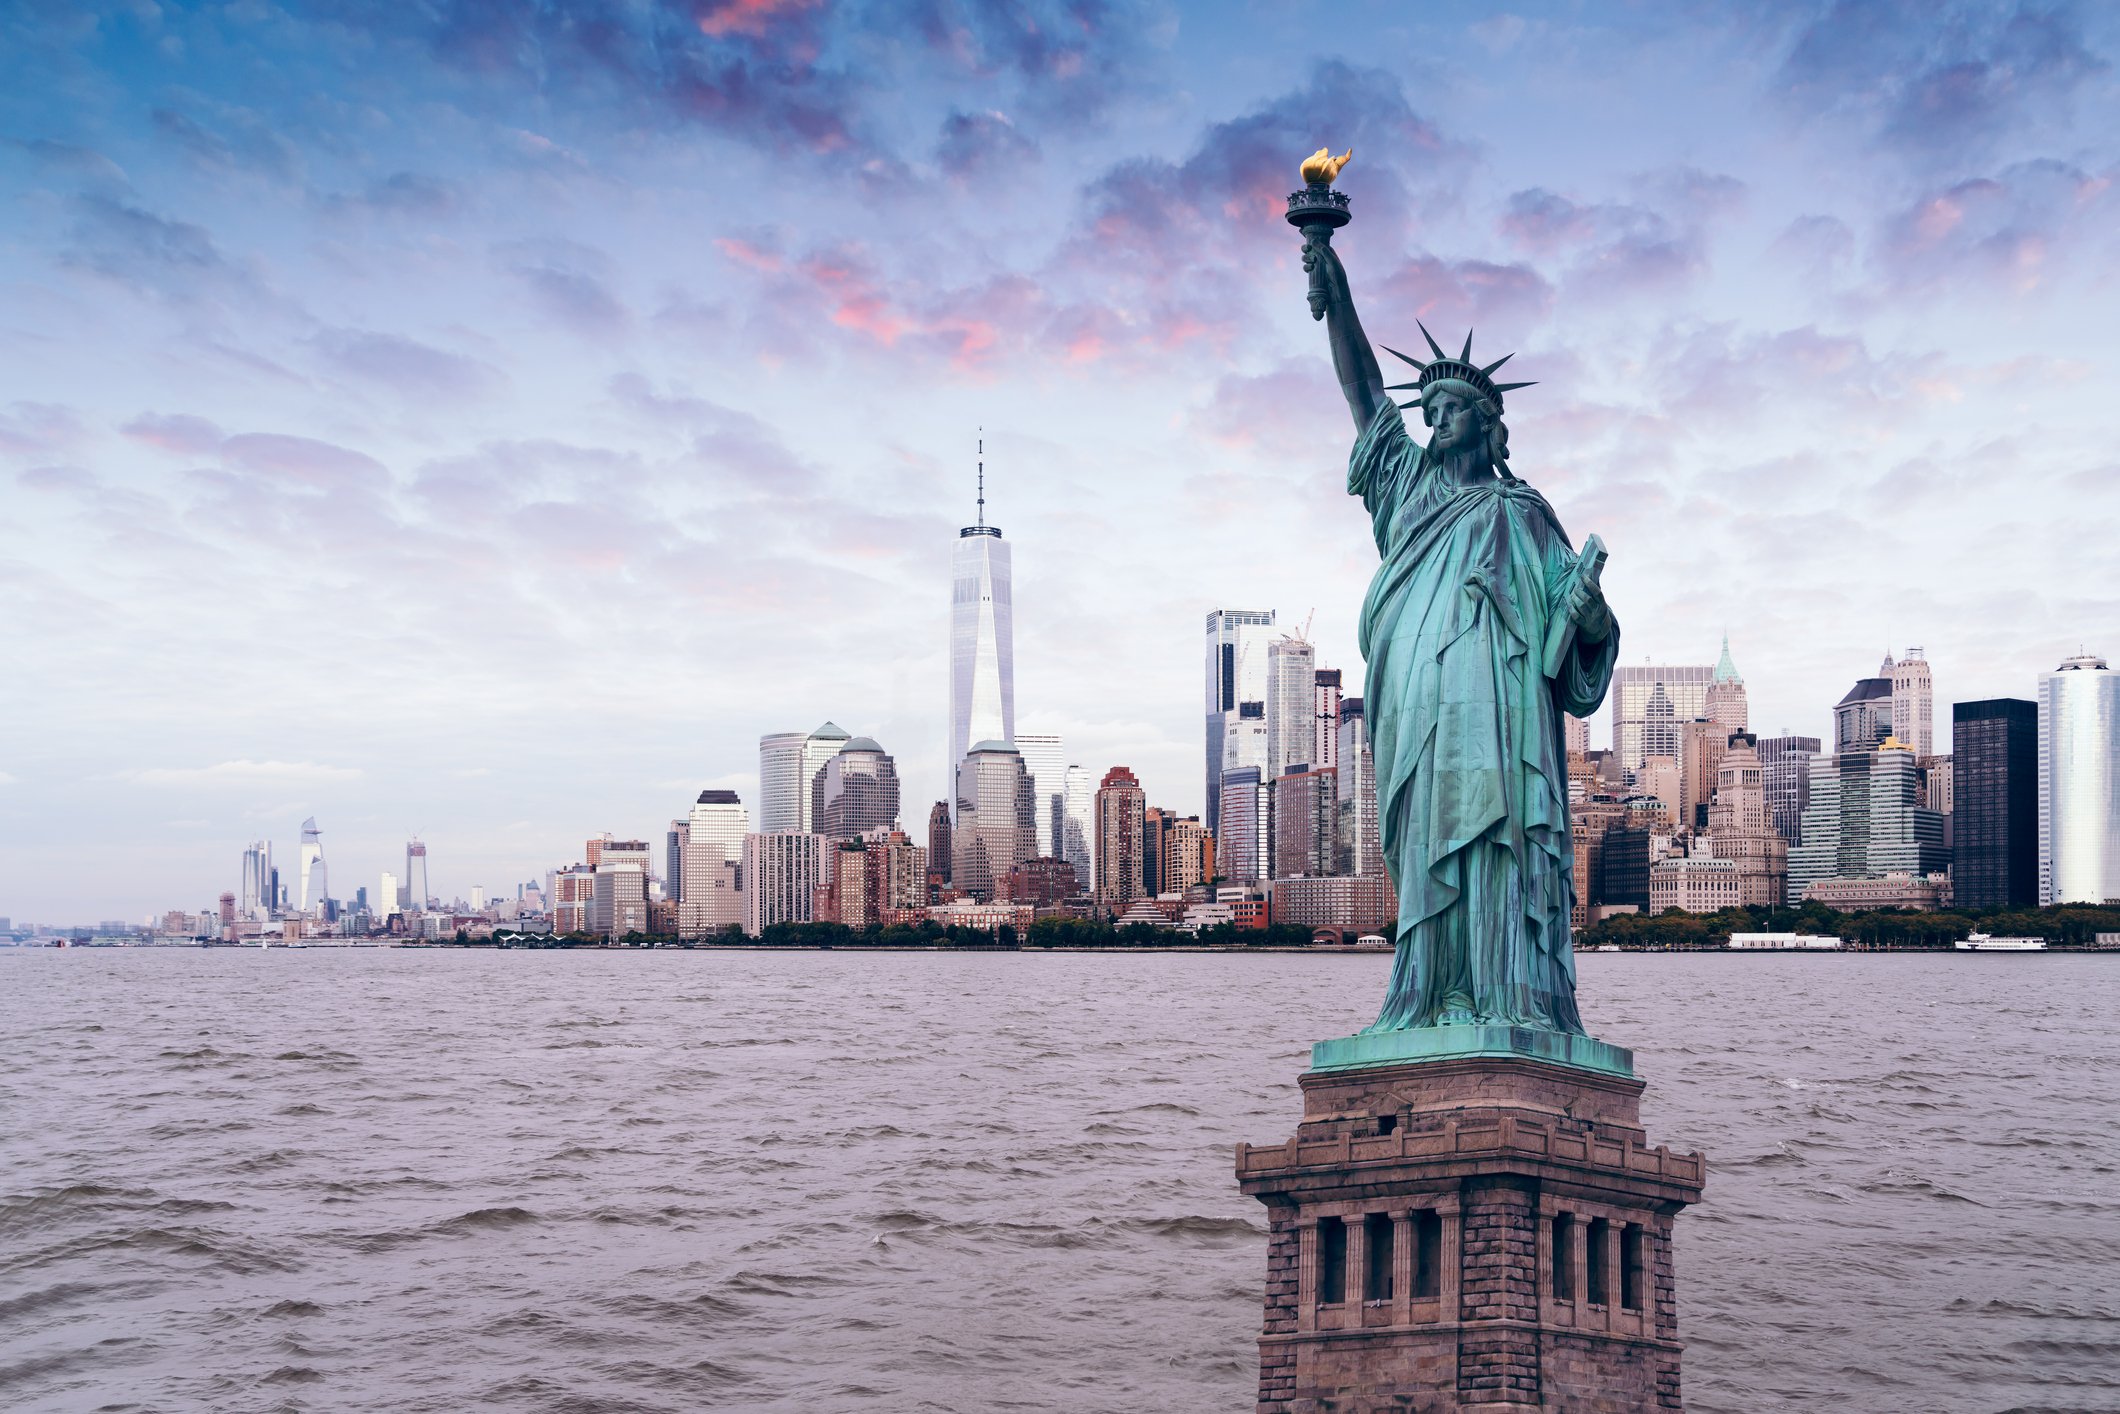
1310;1024;1636;1079
1297;177;1628;1077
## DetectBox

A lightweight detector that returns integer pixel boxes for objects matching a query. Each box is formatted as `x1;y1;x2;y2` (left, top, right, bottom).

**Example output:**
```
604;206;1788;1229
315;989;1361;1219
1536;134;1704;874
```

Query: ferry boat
1955;932;2046;952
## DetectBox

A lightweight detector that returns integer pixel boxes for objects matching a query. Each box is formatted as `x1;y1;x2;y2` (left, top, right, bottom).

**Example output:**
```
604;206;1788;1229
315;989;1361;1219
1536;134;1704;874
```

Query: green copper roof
1712;633;1742;684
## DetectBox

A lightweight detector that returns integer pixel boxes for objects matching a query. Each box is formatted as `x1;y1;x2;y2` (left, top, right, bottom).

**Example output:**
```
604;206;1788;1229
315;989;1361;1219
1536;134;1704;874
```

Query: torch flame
1300;147;1352;185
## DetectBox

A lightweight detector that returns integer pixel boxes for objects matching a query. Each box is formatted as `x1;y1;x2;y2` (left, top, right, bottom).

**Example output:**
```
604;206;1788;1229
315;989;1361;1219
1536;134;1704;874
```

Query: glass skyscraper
1610;663;1712;772
1014;732;1065;858
297;817;327;916
812;737;902;839
1785;744;1948;904
950;449;1013;815
758;722;850;834
1952;699;2037;908
1204;608;1276;833
953;741;1034;901
1756;735;1821;845
404;838;429;911
2039;654;2120;905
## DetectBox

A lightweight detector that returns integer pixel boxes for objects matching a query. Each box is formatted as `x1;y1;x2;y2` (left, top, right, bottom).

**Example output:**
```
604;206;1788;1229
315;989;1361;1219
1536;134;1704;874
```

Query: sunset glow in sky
3;1;2116;919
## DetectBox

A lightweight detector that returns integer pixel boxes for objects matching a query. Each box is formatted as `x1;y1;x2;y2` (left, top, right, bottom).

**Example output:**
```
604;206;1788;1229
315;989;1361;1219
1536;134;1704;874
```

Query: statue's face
1426;391;1484;454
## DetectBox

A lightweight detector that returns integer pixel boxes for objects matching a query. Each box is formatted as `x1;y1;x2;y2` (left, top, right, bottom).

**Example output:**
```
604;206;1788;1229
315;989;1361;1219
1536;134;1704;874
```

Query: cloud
935;108;1038;178
120;760;364;787
219;433;388;489
1872;158;2116;295
1774;1;2108;164
3;136;128;184
63;194;245;302
1497;169;1744;300
151;101;301;180
123;413;227;456
310;328;505;401
0;402;86;458
343;171;463;217
497;239;629;336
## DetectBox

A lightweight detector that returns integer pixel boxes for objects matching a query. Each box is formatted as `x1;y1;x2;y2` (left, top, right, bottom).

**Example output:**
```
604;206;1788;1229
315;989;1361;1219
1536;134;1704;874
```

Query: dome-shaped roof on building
842;736;884;753
969;738;1018;754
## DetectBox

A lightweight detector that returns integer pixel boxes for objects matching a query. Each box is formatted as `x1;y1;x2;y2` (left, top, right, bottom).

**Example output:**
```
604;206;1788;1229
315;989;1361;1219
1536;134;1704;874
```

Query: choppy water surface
3;949;2116;1413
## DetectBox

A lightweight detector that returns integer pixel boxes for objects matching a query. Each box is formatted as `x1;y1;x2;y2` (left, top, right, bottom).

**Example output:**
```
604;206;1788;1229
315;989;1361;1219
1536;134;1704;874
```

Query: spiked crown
1382;322;1535;413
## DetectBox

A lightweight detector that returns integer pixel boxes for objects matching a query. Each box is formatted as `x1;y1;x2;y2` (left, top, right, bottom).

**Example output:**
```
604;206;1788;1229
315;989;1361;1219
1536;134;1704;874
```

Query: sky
2;0;2116;923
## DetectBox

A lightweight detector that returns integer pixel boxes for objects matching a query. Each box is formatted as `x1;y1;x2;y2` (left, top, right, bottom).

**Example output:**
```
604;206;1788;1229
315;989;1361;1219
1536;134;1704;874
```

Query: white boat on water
1956;932;2046;952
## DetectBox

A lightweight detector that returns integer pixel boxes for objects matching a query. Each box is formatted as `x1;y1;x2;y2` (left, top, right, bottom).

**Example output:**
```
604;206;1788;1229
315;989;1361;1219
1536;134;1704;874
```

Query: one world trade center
949;437;1014;814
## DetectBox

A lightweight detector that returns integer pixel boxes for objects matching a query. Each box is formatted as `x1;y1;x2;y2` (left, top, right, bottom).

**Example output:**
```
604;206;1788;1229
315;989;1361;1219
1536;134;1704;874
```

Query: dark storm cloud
1773;1;2108;161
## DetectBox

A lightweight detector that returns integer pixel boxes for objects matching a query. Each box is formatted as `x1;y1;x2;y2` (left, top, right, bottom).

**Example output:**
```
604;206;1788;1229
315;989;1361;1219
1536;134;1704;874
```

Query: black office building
1952;698;2038;908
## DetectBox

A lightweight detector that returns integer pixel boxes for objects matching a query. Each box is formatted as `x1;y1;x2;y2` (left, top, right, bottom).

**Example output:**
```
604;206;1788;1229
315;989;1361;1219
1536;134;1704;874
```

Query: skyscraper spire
951;428;1013;814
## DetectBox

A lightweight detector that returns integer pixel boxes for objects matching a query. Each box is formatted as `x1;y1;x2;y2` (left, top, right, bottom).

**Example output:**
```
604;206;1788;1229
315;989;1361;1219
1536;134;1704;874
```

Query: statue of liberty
1291;152;1620;1053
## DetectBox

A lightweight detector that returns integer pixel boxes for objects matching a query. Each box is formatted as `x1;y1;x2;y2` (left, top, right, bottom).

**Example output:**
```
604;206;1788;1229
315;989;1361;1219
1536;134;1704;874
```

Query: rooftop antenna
977;427;985;529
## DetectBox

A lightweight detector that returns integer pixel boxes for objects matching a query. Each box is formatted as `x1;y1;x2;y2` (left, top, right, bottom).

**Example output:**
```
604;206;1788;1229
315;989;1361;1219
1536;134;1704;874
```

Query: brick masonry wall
1259;1207;1298;1413
1455;1176;1541;1403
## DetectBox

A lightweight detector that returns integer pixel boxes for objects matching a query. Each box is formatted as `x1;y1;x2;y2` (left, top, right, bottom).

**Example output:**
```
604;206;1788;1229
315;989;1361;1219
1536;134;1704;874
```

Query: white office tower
1061;763;1095;890
1266;636;1316;780
949;439;1014;813
758;722;852;833
296;817;327;916
1890;649;1934;758
743;831;822;934
1205;608;1277;839
241;841;272;917
682;789;750;938
404;838;429;910
2039;654;2120;904
1014;732;1066;857
379;870;399;918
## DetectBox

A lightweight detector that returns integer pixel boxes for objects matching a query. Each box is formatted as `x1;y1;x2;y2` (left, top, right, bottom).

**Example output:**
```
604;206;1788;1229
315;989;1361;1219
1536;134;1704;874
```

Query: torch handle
1301;224;1338;320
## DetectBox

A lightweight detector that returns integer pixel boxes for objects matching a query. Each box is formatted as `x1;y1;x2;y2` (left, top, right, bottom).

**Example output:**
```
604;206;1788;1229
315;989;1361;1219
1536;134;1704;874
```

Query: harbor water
2;949;2115;1412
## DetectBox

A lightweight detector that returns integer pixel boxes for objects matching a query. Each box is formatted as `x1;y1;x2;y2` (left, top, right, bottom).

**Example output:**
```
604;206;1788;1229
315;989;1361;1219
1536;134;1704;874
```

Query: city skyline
4;3;2118;918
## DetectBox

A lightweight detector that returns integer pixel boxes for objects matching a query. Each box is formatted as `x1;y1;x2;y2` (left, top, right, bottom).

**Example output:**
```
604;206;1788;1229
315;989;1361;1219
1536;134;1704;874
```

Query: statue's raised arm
1301;234;1387;433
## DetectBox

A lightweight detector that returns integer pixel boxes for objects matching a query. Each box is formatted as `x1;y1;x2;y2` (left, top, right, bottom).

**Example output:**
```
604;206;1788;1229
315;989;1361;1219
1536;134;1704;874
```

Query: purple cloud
122;413;227;457
1774;1;2108;163
310;328;505;402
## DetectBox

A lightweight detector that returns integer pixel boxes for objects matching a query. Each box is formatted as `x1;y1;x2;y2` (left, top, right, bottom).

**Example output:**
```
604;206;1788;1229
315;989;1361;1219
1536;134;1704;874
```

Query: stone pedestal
1236;1055;1704;1413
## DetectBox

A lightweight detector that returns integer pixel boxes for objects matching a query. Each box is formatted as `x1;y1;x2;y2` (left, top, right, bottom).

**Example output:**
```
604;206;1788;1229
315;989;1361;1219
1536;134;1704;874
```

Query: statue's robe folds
1349;403;1618;1034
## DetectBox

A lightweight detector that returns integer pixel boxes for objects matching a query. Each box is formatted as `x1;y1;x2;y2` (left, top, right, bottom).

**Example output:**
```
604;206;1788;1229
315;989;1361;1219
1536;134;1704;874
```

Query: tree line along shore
455;903;2120;952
